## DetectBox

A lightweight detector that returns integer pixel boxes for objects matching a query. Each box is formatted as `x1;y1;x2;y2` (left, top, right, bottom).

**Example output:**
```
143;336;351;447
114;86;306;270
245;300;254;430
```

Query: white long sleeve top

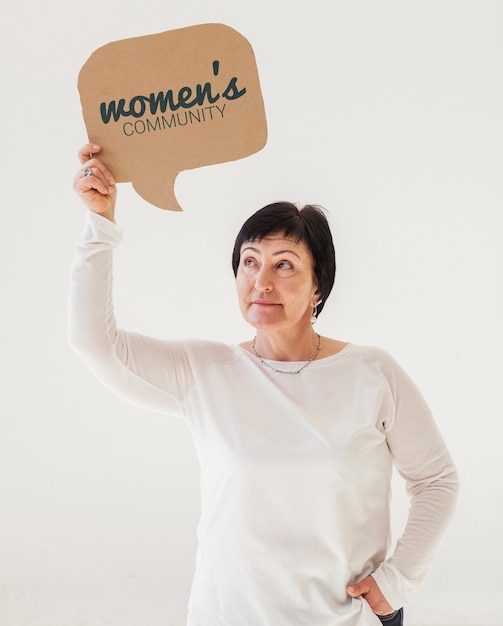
68;211;459;626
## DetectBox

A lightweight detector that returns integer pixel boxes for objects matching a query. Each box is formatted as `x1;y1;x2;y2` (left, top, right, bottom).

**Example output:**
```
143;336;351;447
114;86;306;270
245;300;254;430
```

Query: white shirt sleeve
68;211;194;416
372;353;459;609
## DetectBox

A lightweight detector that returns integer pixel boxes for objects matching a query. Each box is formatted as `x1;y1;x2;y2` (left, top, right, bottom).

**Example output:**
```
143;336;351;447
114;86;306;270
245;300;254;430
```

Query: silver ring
82;168;92;177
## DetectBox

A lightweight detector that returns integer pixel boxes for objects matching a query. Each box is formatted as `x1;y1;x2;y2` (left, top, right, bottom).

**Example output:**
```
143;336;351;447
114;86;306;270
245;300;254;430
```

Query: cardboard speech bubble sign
78;24;267;211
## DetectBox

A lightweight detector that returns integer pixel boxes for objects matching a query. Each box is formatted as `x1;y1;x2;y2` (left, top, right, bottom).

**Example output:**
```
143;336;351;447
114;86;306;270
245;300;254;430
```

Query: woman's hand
73;143;117;222
346;575;395;616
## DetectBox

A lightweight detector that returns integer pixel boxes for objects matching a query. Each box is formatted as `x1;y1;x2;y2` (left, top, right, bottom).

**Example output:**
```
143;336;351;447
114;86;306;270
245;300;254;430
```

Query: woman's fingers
78;143;100;164
75;143;115;197
74;145;117;220
346;576;394;616
77;144;116;185
74;161;114;196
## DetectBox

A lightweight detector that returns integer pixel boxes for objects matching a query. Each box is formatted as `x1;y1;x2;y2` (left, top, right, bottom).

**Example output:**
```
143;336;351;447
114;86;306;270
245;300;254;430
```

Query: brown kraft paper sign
78;24;268;211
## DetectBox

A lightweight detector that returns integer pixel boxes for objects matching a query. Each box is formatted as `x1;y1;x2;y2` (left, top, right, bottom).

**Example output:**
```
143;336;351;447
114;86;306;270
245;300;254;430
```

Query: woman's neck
252;328;321;362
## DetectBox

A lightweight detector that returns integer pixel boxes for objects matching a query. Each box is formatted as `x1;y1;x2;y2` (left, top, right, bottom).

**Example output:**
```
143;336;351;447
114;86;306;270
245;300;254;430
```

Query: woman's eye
277;261;294;270
243;257;256;267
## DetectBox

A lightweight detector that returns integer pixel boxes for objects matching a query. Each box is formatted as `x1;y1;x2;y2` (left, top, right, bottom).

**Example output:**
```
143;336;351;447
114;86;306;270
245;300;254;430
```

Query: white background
1;1;502;625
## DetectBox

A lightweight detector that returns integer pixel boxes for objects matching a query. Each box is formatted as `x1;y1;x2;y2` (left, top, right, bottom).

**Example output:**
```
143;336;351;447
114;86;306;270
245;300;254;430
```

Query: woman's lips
251;300;281;306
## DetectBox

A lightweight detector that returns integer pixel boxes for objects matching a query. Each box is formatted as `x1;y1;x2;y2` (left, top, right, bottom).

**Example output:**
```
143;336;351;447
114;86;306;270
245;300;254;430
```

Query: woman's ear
310;293;322;311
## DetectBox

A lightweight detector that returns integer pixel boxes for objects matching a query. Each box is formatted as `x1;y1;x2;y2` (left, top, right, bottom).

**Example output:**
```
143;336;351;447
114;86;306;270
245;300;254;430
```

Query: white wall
1;1;502;625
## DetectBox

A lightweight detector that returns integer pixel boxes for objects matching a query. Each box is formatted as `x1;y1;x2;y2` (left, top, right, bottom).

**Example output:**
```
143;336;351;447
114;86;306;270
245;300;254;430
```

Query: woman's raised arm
69;144;192;416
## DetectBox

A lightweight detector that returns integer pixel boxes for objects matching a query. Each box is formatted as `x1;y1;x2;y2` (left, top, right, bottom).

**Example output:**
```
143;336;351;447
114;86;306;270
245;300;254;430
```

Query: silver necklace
251;334;321;374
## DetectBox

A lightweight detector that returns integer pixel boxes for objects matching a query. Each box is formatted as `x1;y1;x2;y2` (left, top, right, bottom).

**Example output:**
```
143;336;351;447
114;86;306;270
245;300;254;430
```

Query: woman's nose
254;266;273;291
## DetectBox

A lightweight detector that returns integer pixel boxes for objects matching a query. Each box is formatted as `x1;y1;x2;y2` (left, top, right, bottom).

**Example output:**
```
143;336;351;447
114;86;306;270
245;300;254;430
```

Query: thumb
346;577;372;597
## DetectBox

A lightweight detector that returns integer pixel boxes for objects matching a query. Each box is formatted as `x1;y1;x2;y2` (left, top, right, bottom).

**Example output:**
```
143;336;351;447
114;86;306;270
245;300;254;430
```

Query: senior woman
69;144;458;626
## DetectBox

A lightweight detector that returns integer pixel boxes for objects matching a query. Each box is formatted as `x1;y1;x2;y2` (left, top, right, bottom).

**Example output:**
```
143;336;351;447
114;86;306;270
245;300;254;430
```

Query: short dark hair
231;202;336;318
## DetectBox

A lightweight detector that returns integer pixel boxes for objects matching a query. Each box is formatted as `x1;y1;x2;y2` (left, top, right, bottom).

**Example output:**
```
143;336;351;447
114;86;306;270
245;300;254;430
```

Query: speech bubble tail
131;172;182;211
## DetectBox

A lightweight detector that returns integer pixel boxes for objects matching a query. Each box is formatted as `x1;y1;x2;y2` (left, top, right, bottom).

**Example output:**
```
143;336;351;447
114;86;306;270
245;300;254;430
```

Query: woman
70;144;459;626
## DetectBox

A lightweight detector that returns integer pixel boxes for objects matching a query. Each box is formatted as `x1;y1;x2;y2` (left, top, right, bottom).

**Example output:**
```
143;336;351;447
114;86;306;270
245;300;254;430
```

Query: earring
311;300;322;324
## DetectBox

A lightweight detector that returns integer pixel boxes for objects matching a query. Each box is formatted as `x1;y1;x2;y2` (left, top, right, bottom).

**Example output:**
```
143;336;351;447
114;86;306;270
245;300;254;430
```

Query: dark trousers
378;607;404;625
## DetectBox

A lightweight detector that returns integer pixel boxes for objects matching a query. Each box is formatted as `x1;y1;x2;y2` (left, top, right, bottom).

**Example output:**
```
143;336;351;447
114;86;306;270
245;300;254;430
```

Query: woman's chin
245;315;282;331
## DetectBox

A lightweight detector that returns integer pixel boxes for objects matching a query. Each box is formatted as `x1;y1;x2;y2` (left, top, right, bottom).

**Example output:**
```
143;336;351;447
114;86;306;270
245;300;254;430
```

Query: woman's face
235;234;320;332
